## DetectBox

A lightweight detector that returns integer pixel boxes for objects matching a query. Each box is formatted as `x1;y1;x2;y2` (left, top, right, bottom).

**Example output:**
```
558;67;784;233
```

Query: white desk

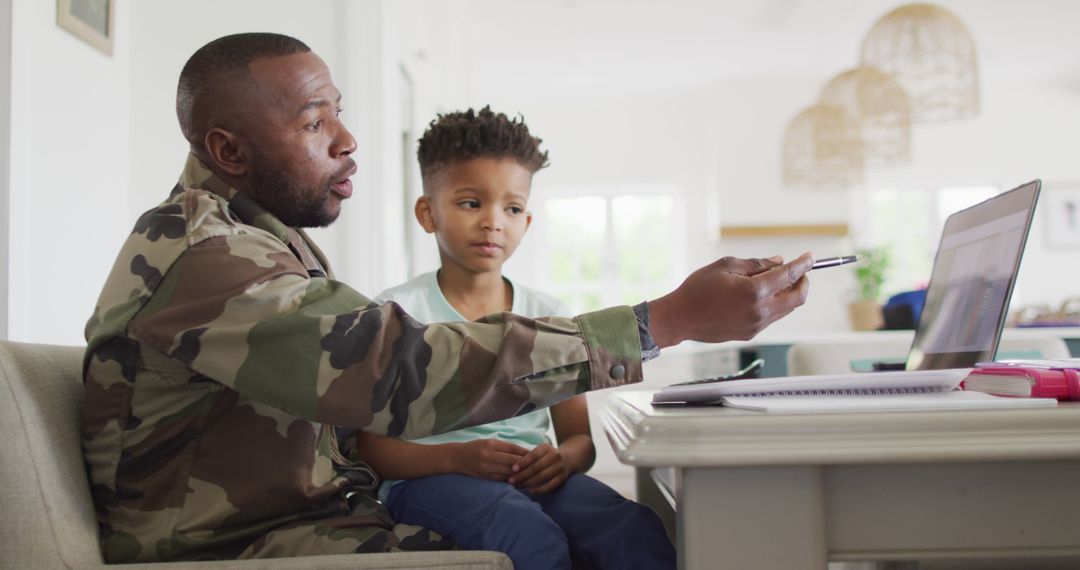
725;327;1080;377
603;391;1080;570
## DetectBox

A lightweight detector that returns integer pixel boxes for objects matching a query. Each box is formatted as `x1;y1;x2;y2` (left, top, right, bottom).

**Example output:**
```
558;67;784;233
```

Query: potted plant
849;247;889;330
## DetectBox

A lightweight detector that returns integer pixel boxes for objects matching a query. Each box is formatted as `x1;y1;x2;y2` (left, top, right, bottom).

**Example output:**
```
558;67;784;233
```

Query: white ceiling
448;0;1080;95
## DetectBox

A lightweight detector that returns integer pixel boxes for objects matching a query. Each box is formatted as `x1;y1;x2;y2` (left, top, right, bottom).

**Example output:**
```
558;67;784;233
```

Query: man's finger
752;252;813;296
768;272;811;316
721;256;782;277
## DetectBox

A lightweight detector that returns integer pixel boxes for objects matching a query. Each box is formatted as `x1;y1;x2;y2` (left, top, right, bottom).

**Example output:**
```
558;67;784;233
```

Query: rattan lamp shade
820;66;911;166
860;3;979;123
781;104;865;189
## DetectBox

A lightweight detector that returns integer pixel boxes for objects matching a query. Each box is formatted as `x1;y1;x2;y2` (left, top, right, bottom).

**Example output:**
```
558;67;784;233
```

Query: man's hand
648;253;813;348
508;443;570;494
449;439;529;481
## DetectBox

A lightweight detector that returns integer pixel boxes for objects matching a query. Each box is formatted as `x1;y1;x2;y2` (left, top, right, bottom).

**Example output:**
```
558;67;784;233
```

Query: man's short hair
417;106;550;184
176;32;311;144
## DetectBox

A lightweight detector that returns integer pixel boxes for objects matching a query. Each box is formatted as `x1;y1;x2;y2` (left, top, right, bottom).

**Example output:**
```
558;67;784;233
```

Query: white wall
6;0;131;345
339;0;409;294
1;7;1074;340
394;0;487;282
869;74;1080;312
706;76;856;335
2;0;412;344
449;71;1080;337
394;3;1080;340
128;0;348;279
702;71;1080;333
407;90;707;292
126;0;409;300
0;0;11;339
399;76;860;336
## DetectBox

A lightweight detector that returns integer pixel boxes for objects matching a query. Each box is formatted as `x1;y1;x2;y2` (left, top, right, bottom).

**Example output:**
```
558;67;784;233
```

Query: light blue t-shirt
373;271;574;500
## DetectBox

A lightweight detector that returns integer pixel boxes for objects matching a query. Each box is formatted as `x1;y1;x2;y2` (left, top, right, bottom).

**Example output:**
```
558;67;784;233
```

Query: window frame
850;184;1001;299
529;184;688;313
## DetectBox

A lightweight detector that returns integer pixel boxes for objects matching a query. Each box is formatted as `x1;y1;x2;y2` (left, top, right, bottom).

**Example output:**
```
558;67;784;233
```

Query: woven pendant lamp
781;104;865;189
819;66;911;166
860;3;979;123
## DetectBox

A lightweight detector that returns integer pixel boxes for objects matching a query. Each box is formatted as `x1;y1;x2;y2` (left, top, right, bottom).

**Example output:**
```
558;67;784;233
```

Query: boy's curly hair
417;106;549;183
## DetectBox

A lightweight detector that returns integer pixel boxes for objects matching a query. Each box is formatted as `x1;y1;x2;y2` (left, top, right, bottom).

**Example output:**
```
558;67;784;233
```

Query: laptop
873;179;1042;371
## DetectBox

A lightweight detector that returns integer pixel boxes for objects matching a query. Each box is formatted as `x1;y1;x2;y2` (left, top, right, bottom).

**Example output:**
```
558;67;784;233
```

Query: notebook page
653;369;970;405
722;391;1058;413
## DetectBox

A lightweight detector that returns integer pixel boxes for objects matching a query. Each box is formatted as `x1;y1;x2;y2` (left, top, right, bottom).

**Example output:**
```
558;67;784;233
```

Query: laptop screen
905;180;1041;371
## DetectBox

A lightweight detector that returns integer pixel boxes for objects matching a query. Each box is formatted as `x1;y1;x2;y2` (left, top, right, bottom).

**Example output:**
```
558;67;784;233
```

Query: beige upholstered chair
787;332;1071;376
0;340;511;569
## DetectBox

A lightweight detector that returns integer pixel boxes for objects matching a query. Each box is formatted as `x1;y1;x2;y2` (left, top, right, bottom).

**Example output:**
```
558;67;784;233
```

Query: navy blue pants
385;472;675;570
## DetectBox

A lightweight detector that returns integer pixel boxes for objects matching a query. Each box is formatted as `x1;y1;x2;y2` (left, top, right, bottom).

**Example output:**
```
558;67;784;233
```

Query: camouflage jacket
82;154;643;562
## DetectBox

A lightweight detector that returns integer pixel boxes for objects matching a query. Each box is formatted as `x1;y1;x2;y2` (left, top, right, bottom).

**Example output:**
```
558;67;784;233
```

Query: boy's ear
204;128;247;177
525;211;533;233
415;196;437;233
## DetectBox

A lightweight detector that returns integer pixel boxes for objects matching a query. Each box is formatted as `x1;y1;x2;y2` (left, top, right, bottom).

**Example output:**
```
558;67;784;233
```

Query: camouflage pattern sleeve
126;230;642;439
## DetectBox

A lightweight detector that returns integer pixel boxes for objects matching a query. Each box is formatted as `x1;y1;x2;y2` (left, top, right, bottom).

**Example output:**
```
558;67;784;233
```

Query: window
535;186;685;313
856;185;999;298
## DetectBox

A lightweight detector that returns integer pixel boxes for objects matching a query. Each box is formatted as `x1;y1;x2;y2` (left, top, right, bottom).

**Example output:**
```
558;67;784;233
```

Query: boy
356;107;675;570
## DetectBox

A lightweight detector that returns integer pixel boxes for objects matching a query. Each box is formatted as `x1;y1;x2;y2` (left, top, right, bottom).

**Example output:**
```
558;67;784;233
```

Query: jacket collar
177;153;290;245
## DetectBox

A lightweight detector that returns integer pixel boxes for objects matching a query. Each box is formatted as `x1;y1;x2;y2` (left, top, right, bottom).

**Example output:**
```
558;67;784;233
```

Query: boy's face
417;157;534;275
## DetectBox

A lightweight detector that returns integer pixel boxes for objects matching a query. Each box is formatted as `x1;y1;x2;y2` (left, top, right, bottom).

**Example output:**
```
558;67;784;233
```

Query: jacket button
610;364;626;379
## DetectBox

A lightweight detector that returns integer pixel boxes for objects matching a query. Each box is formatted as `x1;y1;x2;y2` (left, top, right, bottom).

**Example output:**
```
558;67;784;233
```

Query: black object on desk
667;358;764;387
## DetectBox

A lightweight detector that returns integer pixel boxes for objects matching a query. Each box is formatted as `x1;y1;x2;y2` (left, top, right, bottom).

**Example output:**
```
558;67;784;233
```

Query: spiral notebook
651;369;1058;412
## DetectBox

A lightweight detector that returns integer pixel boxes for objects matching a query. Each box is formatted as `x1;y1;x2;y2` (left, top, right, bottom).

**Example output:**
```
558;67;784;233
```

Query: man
83;33;812;563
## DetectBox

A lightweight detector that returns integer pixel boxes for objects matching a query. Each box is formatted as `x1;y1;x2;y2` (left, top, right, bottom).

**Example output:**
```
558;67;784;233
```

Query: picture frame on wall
57;0;114;56
1043;184;1080;248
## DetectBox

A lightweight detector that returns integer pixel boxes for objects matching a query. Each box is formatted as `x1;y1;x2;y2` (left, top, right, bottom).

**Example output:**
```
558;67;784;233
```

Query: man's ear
415;196;437;233
204;128;247;177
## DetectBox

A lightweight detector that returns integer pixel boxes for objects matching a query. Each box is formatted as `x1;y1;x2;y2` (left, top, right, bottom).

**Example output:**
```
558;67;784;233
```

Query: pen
810;255;859;270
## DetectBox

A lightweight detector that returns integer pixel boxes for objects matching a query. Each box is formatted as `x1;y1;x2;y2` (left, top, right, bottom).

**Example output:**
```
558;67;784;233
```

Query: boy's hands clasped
451;439;530;481
451;439;569;493
508;443;570;494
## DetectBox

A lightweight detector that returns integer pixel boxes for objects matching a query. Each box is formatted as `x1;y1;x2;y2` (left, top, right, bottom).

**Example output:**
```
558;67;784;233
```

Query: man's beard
249;149;338;228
